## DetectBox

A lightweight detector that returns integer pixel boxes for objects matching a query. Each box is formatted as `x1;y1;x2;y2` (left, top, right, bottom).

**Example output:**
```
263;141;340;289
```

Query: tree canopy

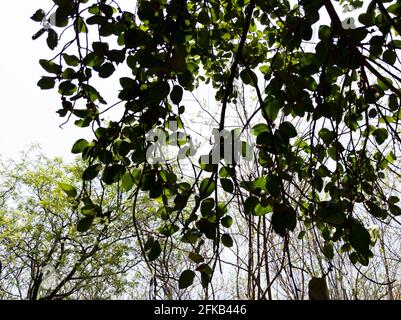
26;0;401;299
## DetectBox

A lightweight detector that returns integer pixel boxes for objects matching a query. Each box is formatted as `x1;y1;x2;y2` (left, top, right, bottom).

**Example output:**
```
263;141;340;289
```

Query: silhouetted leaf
178;270;195;289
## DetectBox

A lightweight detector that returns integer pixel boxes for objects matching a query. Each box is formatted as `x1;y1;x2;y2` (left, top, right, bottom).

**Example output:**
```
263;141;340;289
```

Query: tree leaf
244;196;259;215
372;128;388;145
178;270;195;289
279;121;297;140
46;29;58;50
122;173;134;192
37;77;55;90
170;85;183;105
77;215;94;232
31;9;46;22
220;178;234;193
63;53;80;66
98;62;116;78
201;198;214;216
221;216;233;228
82;164;102;181
58;183;77;197
221;233;233;247
272;203;297;237
349;219;371;256
189;252;204;264
39;59;61;74
102;164;126;185
322;242;334;260
317;201;346;226
383;50;396;65
71;139;89;154
148;240;162;261
308;277;330;300
199;178;216;199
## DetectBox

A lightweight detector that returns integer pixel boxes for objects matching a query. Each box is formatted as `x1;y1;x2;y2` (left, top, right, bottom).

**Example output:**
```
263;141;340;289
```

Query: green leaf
201;198;215;216
63;54;80;67
84;52;104;68
317;201;346;226
46;29;58;50
197;30;210;49
388;2;401;15
120;77;136;89
240;69;257;87
383;50;396;65
279;121;297;140
82;164;102;181
144;236;154;251
170;85;183;105
318;25;331;40
118;141;131;157
159;224;179;236
327;146;337;160
124;29;147;48
178;69;193;88
77;215;94;232
148;240;162;261
244;196;259;215
221;216;233;228
358;13;374;26
171;44;187;72
32;28;46;40
271;203;297;237
196;263;213;275
263;98;280;122
58;81;77;96
367;200;387;219
266;175;281;198
389;204;401;216
37;77;55;90
221;233;233;247
318;128;335;145
122;173;134;192
298;230;306;240
102;164;126;185
200;272;210;288
31;9;46;22
178;270;196;289
252;123;270;136
349;220;371;256
52;5;73;27
372;128;388;145
58;183;77;197
198;9;210;24
322;242;334;260
199;178;216;199
71;139;89;154
308;277;330;300
150;81;170;102
74;16;88;33
39;59;61;74
220;178;234;193
98;62;116;78
189;252;204;264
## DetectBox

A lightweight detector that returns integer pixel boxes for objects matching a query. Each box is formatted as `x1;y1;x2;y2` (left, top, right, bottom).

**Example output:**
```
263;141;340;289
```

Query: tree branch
219;0;256;131
323;0;401;99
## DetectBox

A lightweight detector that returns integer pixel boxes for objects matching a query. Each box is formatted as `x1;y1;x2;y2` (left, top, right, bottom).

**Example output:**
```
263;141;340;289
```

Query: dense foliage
28;0;401;298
